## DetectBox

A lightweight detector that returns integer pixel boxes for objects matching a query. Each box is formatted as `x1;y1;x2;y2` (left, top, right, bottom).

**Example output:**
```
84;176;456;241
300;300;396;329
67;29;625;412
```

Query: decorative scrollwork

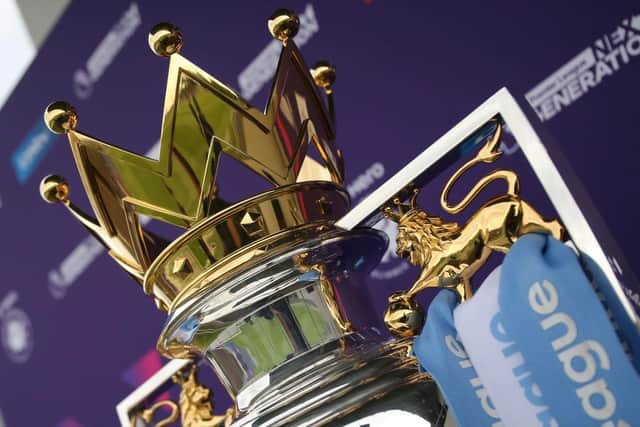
131;363;233;427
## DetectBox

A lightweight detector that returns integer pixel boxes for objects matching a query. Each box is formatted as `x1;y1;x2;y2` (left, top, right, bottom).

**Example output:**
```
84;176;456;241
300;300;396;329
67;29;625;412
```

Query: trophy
40;9;448;427
38;8;639;427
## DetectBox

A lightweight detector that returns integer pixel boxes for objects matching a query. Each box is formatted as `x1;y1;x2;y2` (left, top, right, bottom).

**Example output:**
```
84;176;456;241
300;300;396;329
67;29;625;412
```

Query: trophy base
234;335;449;426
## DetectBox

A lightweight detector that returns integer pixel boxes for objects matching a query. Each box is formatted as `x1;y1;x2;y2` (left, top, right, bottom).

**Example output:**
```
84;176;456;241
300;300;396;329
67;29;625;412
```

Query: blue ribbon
498;233;640;427
414;290;503;427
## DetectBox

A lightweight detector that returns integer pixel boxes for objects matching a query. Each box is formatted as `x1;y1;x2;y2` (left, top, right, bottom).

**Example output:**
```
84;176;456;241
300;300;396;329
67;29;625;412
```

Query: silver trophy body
159;227;449;426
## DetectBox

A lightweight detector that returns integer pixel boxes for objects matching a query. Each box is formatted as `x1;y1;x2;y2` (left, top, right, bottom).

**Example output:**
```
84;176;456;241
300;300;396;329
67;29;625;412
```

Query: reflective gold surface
43;101;77;134
383;121;565;337
42;13;341;310
267;9;299;42
293;253;354;333
131;363;232;427
135;400;179;427
309;61;336;94
146;181;350;310
148;22;184;57
39;175;69;204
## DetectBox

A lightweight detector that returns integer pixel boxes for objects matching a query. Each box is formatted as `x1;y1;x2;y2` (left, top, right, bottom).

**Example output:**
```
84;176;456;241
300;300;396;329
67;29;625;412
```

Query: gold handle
130;400;179;427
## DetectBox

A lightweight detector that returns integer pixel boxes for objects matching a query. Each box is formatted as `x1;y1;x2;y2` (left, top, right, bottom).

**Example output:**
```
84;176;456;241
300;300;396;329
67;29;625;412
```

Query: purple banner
0;1;638;426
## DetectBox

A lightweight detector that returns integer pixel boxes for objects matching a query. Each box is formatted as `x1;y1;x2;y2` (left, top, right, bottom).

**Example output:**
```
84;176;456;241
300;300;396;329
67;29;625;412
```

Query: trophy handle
382;120;565;338
131;400;179;427
171;364;235;427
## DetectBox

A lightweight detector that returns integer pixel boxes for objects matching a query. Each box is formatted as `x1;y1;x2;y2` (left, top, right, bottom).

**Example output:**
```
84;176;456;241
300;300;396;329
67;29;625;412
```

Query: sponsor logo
238;4;319;100
48;236;104;299
347;162;385;200
73;3;141;99
11;119;58;184
526;14;640;121
0;291;34;364
12;3;143;185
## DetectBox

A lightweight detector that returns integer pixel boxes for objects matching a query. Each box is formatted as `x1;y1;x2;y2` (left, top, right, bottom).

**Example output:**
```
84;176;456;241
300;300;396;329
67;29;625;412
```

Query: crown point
40;175;69;204
44;101;77;134
268;9;299;42
148;23;183;57
310;61;336;92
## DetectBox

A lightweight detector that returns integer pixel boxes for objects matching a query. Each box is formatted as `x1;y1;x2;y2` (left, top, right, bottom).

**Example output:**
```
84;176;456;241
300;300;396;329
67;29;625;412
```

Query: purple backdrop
0;1;639;426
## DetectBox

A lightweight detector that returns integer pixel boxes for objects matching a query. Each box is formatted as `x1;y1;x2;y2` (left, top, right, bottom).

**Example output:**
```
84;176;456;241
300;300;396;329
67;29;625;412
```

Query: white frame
336;87;638;331
116;358;191;426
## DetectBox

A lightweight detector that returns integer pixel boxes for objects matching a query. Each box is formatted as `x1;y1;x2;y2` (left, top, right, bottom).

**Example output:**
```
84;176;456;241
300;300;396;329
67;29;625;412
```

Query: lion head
396;210;460;267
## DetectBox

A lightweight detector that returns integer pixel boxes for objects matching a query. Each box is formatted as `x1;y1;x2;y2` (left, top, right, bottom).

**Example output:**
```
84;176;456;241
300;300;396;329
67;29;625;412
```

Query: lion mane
399;210;460;253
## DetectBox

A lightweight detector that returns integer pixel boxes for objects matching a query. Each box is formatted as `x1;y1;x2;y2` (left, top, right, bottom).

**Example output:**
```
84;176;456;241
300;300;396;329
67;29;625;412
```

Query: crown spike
311;60;336;125
40;174;69;204
268;9;299;43
40;175;103;236
44;101;77;134
310;61;336;94
148;23;183;57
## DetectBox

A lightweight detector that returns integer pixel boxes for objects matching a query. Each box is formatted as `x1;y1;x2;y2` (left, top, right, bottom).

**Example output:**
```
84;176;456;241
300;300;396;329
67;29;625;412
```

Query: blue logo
11;120;57;184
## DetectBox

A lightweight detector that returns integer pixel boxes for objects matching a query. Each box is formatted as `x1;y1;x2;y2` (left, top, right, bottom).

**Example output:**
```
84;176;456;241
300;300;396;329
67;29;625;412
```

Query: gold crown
40;10;350;311
383;188;421;223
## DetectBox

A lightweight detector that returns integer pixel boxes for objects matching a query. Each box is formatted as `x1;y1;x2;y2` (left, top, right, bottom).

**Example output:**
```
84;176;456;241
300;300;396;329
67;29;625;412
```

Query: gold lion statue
383;121;565;337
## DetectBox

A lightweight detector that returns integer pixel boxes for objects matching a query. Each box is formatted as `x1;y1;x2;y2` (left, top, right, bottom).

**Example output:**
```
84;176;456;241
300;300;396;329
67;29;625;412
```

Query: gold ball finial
383;293;425;338
310;61;336;92
268;9;299;42
40;175;69;204
44;101;77;134
148;23;183;57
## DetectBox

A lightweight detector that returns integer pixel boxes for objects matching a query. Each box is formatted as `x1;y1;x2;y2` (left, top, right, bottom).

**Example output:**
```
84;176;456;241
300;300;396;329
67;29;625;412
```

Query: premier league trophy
39;9;448;427
38;7;640;427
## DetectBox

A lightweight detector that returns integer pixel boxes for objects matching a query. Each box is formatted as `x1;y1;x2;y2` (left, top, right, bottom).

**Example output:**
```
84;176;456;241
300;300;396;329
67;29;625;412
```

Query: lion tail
441;169;520;214
441;121;520;214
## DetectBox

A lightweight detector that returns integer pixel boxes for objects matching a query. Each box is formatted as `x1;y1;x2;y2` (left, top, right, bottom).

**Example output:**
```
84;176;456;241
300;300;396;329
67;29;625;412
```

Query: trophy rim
143;180;351;310
157;227;389;360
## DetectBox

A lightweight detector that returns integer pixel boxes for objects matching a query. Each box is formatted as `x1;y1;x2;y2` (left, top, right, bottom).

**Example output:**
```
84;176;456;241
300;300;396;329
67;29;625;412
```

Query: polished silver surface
160;227;449;426
234;337;447;426
161;228;388;397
